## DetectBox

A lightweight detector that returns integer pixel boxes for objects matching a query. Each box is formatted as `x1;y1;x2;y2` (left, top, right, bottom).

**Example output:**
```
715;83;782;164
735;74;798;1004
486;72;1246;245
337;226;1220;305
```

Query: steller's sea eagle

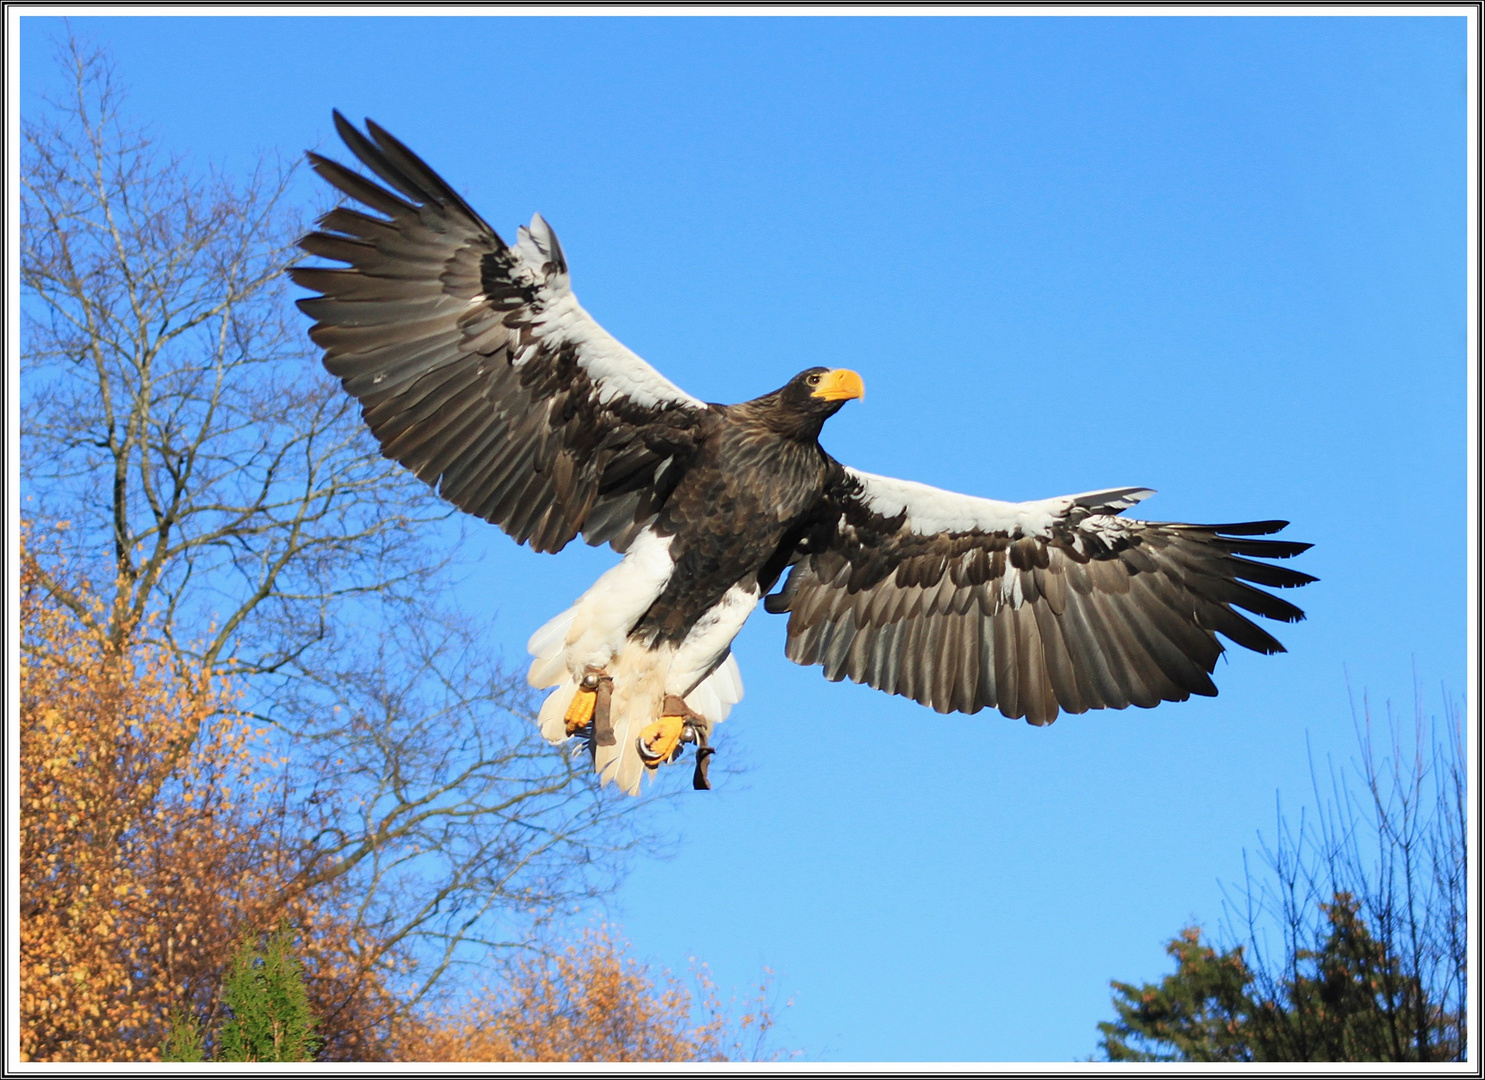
292;113;1315;796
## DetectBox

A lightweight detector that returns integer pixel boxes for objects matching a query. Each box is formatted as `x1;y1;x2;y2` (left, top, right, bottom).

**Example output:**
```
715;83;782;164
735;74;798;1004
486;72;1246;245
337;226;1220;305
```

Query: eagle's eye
806;374;821;386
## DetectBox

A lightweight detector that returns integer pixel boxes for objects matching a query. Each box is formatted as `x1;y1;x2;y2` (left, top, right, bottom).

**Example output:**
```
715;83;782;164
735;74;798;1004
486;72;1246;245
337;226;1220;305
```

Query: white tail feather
594;647;671;795
527;604;576;661
528;652;567;690
527;605;577;689
537;679;578;743
684;654;744;726
530;644;745;797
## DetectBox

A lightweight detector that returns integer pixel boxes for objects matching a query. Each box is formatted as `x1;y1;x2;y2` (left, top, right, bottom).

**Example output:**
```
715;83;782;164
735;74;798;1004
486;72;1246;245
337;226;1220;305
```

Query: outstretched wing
765;467;1315;725
291;112;714;554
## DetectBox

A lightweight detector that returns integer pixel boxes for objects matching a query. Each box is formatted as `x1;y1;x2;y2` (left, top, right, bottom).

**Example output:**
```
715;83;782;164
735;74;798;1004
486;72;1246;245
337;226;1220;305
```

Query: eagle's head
736;367;865;441
786;365;864;415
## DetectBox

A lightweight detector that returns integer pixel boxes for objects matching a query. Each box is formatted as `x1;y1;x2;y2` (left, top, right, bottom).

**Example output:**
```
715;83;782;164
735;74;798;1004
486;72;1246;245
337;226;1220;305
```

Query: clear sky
17;10;1470;1063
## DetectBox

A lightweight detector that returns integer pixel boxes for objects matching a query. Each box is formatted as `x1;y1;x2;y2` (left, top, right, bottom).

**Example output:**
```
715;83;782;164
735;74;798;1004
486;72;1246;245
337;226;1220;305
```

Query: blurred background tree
392;926;786;1063
19;535;411;1060
17;542;785;1062
1098;926;1253;1062
18;29;700;1061
1098;688;1465;1062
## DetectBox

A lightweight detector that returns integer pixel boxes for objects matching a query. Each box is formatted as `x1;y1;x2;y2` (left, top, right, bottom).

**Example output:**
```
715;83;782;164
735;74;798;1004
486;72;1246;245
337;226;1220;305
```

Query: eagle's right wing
766;467;1315;725
291;112;713;554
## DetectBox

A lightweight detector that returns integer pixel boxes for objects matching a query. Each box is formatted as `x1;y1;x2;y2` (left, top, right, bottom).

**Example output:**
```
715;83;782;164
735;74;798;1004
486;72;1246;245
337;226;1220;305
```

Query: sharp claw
638;699;713;772
637;715;685;765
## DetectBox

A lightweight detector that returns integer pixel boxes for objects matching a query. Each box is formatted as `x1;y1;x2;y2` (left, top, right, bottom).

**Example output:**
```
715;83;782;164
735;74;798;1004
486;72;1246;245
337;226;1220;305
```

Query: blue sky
17;11;1469;1062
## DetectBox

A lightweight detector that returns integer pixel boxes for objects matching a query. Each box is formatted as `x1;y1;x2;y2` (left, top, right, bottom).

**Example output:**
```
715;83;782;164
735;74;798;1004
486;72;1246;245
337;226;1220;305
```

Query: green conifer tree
1098;926;1255;1061
1101;693;1465;1062
216;925;321;1062
1099;895;1459;1062
160;1007;206;1062
1247;893;1435;1061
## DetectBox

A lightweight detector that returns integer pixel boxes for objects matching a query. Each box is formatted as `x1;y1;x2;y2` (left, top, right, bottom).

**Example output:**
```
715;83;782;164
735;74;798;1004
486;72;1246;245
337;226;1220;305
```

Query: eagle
292;113;1315;796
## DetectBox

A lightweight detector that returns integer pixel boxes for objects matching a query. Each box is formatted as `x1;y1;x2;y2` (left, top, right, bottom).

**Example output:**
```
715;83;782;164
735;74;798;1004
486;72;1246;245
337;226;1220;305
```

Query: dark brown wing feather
291;113;713;553
766;467;1315;724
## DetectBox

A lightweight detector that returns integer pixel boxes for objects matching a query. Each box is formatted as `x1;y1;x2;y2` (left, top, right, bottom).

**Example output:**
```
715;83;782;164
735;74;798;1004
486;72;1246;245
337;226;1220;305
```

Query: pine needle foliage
159;1009;206;1063
1099;927;1254;1062
217;926;322;1063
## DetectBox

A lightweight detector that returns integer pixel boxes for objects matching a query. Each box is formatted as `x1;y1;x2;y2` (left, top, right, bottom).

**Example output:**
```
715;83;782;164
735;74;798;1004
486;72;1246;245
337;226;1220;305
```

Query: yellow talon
638;715;686;765
564;688;597;735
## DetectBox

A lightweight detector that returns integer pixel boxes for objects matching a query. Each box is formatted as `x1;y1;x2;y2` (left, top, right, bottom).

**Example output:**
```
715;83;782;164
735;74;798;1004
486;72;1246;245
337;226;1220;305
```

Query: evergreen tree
1102;692;1465;1062
216;926;321;1062
1248;893;1437;1061
159;1009;206;1063
1100;894;1459;1062
1098;927;1255;1061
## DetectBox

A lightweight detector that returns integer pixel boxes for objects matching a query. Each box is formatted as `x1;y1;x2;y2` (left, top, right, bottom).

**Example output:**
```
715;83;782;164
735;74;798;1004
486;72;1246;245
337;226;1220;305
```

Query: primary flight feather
293;113;1316;796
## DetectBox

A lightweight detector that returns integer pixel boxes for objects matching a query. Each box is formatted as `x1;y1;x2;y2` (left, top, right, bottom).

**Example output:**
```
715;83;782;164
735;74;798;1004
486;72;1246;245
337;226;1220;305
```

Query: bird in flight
293;113;1315;796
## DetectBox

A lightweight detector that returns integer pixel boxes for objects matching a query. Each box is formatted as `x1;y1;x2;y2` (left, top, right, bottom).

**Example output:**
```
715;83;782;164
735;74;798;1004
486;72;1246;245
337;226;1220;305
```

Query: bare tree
1223;683;1466;1060
1100;683;1465;1062
20;30;658;1047
20;34;433;677
272;604;654;1019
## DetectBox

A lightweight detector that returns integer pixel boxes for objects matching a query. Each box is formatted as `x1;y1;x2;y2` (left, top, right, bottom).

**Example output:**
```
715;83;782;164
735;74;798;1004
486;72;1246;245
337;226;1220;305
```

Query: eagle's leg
564;669;612;736
678;716;715;790
638;695;700;766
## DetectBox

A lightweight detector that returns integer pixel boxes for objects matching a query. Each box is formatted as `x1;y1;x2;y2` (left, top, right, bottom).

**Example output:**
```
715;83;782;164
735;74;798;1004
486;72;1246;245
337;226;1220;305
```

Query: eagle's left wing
764;467;1315;725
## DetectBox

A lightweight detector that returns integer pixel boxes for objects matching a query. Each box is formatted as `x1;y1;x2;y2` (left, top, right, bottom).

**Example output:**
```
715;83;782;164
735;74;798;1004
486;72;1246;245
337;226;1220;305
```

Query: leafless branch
21;29;666;1038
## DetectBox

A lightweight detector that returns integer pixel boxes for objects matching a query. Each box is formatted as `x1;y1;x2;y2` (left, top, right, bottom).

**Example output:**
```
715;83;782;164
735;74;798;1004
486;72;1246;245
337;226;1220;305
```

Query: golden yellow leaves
393;926;784;1063
18;536;395;1062
19;540;248;1061
19;532;785;1063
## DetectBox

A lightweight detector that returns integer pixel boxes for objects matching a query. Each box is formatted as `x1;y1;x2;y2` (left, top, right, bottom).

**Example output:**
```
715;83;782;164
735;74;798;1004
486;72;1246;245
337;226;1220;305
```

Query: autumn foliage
395;926;783;1063
18;537;394;1060
19;535;785;1062
21;538;256;1060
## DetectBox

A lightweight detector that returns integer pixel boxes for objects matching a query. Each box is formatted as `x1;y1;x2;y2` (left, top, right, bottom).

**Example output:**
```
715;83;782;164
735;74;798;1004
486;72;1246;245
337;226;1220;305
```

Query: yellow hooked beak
810;368;865;402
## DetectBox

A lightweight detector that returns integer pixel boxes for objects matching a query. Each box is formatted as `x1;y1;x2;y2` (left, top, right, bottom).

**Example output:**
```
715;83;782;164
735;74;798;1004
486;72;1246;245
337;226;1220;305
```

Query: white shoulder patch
503;212;706;412
846;469;1155;539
